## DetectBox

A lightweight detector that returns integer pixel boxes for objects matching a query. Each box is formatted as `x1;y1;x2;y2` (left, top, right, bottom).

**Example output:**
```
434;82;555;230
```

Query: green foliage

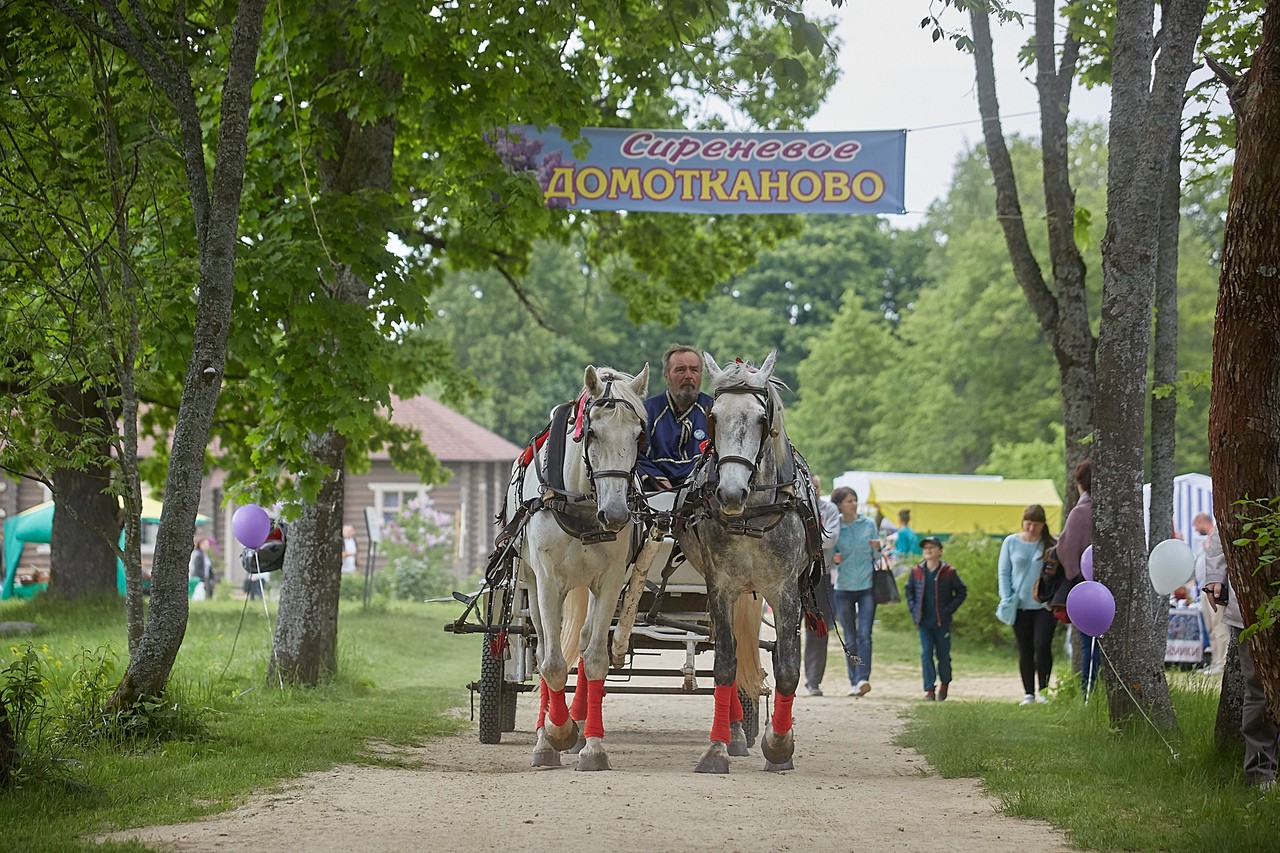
942;534;1010;649
1232;496;1280;641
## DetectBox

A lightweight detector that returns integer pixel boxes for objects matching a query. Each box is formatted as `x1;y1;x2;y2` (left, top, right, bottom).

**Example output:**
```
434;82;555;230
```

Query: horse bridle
577;378;647;499
708;382;777;483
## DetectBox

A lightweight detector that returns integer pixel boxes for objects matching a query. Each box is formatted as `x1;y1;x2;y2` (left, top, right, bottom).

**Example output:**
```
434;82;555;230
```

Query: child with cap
905;536;968;700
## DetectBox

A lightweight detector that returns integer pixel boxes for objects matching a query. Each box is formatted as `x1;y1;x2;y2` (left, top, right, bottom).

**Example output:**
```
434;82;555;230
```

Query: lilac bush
380;494;456;601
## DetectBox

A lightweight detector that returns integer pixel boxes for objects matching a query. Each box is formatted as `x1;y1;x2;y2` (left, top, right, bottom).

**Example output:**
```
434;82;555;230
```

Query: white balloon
1148;538;1195;595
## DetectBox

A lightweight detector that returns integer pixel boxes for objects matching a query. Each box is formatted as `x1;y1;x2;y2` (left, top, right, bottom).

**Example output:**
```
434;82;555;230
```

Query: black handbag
872;563;900;605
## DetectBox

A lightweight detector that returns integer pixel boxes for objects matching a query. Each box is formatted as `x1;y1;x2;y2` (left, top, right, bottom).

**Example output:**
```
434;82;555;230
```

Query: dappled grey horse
676;350;818;773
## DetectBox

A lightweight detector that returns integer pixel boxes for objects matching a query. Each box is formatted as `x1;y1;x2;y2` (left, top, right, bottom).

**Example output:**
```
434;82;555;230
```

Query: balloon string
1095;639;1179;759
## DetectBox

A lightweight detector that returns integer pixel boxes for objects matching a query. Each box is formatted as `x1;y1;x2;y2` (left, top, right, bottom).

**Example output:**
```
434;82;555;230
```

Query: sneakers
924;688;936;701
1018;693;1035;706
805;686;823;697
1035;692;1049;704
938;682;949;702
846;686;859;696
855;680;871;697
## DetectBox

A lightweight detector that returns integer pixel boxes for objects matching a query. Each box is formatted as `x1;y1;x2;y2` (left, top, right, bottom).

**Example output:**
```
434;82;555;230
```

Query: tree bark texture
99;0;269;708
1209;0;1280;726
1148;141;1182;546
969;2;1096;512
268;47;401;686
1214;638;1246;749
48;383;121;601
1096;0;1208;730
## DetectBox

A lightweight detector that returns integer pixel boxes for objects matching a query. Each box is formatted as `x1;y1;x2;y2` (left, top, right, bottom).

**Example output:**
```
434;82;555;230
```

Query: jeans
918;623;953;691
833;587;876;685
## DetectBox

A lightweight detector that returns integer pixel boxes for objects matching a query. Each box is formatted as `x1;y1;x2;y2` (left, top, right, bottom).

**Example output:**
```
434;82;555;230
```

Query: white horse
515;364;649;771
676;350;818;772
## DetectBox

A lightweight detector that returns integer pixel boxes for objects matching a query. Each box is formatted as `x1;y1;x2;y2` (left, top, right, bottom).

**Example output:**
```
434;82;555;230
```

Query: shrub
379;494;456;601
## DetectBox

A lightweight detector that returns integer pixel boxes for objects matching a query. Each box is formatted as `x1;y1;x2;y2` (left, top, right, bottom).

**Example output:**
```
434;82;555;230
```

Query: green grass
0;596;480;852
3;595;1278;851
899;670;1280;851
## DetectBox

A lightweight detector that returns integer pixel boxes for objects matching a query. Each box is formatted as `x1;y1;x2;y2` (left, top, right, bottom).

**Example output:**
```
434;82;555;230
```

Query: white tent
1143;472;1214;551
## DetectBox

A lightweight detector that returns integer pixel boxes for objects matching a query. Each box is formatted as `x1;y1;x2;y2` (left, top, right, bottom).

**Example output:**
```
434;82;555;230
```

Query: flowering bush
380;494;457;601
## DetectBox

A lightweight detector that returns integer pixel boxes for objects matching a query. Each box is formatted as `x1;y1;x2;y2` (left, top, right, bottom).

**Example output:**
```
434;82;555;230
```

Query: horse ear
584;365;602;395
759;349;778;378
630;363;650;398
702;351;721;379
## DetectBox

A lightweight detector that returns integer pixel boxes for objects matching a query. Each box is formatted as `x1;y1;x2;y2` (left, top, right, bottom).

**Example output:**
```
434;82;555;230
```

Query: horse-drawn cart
444;497;766;747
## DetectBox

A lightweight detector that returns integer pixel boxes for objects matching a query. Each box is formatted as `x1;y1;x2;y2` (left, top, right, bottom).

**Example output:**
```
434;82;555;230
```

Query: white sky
804;2;1112;226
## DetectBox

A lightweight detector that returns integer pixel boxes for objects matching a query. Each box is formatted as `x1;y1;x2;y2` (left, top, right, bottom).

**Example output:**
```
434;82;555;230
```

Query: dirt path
107;656;1072;852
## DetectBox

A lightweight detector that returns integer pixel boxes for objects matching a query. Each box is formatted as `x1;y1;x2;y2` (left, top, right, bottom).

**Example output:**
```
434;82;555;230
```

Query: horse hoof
566;727;587;755
728;722;750;757
762;758;795;772
695;741;731;774
575;742;611;771
545;719;580;752
761;728;795;766
532;747;562;767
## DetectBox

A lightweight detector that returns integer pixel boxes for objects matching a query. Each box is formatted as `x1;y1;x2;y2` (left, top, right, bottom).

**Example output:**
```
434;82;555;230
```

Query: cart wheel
501;684;518;732
739;687;759;748
479;637;504;744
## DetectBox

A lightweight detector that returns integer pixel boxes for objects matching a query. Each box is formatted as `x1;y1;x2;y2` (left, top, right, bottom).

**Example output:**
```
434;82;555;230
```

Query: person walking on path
830;486;881;697
804;474;842;696
892;509;921;575
905;536;967;701
996;504;1057;705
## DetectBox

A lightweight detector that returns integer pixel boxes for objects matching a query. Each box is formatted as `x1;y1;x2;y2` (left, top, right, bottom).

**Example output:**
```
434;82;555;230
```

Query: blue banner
492;126;906;215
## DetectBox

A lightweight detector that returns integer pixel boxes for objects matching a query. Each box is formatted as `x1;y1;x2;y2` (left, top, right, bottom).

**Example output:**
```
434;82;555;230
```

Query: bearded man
637;344;713;491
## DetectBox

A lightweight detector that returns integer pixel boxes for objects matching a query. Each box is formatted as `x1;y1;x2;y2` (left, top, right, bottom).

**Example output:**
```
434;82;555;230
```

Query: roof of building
377;395;522;463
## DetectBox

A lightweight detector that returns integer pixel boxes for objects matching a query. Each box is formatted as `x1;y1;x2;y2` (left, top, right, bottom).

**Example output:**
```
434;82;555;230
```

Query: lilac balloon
232;504;271;549
1080;545;1095;581
1066;580;1116;637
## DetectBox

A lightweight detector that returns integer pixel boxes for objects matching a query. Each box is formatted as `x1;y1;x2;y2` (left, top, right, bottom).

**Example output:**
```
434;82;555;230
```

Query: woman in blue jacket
996;504;1057;705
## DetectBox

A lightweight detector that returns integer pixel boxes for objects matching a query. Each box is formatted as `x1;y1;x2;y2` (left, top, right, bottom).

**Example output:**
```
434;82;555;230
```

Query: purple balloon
232;504;271;549
1066;580;1116;637
1081;545;1095;581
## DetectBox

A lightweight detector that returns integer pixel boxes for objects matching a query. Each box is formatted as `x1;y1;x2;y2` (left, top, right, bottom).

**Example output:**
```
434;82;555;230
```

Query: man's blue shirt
638;391;712;485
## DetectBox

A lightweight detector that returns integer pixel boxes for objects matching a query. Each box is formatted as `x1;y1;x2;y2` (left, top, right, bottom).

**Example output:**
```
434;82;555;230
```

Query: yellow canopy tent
867;476;1063;537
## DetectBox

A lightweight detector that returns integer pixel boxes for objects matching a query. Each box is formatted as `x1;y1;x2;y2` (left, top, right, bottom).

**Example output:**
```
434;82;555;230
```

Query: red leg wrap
569;658;589;721
772;691;795;735
710;683;735;744
729;681;744;724
537;679;548;730
584;678;606;740
547;686;570;728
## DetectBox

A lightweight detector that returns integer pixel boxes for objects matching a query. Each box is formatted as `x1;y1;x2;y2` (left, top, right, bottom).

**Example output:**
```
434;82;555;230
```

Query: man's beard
670;385;699;410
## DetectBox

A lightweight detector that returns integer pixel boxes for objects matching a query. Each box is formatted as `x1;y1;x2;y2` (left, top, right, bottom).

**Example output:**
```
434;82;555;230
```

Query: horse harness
486;378;649;589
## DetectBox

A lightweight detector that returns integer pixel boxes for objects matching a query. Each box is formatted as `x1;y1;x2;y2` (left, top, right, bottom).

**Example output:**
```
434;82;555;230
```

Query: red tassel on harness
573;391;588;441
804;610;828;637
488;630;508;657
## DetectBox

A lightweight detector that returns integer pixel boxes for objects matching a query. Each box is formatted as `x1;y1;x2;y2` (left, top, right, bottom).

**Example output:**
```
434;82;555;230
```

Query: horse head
702;349;784;516
579;363;649;531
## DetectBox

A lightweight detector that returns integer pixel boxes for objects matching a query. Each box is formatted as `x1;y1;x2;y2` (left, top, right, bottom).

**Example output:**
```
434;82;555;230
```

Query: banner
492;126;906;215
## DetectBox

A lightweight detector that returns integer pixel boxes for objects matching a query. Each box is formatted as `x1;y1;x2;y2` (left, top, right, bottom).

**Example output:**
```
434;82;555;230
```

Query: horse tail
560;585;589;664
732;592;767;699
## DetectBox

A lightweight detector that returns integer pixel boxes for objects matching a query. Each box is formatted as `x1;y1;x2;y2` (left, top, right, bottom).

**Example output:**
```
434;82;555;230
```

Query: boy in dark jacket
905;537;968;700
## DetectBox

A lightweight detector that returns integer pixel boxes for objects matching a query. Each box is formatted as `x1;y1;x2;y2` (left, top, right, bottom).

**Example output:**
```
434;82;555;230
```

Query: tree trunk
47;384;120;601
268;49;402;687
1147;141;1181;546
98;0;269;708
1209;0;1280;724
270;431;346;684
1215;637;1246;748
969;2;1096;514
1096;0;1207;730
